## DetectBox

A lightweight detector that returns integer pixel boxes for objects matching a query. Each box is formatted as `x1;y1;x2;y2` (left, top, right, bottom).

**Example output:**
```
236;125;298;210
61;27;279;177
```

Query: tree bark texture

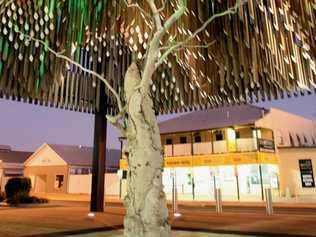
123;63;171;237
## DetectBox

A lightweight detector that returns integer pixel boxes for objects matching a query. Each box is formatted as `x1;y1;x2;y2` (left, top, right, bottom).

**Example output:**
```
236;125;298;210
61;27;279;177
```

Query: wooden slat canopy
0;0;315;115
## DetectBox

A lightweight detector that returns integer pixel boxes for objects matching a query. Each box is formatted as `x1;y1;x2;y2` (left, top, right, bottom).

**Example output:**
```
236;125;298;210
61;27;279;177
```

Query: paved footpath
1;203;316;237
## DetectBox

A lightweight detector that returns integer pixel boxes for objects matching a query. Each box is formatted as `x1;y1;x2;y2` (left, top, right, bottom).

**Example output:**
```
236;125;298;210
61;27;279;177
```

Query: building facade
120;105;316;201
24;143;121;195
0;145;31;192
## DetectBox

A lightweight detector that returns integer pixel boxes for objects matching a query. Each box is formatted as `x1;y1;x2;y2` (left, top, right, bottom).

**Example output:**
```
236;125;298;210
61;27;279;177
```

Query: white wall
68;173;120;195
279;148;316;198
256;108;316;147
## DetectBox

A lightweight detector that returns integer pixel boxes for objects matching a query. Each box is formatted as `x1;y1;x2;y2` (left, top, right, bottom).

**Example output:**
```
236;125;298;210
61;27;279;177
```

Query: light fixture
87;212;95;218
173;212;182;217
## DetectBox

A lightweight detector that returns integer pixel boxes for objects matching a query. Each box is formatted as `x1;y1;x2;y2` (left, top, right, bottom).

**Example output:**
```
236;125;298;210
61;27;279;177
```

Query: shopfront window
216;166;238;201
237;165;261;201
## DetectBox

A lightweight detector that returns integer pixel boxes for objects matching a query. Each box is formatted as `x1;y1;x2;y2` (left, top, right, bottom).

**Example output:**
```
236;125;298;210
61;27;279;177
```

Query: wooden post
90;83;107;212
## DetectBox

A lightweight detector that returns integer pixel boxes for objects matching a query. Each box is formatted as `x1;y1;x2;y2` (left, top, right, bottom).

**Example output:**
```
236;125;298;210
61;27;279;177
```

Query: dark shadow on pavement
20;226;314;237
171;226;314;237
20;225;123;237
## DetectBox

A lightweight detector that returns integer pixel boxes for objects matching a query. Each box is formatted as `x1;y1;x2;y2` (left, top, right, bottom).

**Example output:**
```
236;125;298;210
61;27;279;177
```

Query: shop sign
258;152;279;164
258;139;275;152
119;152;278;170
165;157;192;167
299;159;315;188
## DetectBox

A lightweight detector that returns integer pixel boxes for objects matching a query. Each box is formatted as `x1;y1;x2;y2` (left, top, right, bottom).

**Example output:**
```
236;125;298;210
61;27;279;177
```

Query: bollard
265;188;273;215
172;176;178;214
215;188;222;214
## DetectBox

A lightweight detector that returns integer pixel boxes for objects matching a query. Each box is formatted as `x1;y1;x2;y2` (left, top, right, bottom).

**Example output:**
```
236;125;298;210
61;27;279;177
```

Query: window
313;137;316;146
55;175;64;189
236;131;241;139
194;135;201;143
166;138;173;145
304;136;308;145
215;131;224;141
180;136;187;144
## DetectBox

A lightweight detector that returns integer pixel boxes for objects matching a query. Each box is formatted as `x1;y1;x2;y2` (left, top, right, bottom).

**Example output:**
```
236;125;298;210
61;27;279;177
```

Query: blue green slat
0;61;3;77
2;40;9;61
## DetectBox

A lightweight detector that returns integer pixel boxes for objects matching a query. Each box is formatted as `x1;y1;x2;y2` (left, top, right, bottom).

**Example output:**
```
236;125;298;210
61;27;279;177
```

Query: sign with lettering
258;139;275;152
299;159;315;188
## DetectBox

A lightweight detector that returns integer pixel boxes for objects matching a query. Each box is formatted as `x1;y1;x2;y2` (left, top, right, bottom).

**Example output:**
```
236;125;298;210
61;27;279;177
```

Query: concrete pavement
1;202;316;237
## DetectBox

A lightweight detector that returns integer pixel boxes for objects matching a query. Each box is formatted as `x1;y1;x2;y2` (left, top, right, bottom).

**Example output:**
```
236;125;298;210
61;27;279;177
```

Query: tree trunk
123;63;171;237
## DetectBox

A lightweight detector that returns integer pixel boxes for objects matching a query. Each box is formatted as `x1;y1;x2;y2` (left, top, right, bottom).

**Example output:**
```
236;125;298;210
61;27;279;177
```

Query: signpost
299;159;315;188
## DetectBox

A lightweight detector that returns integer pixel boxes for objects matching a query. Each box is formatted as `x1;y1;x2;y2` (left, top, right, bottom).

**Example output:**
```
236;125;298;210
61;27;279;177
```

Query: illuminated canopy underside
0;0;315;115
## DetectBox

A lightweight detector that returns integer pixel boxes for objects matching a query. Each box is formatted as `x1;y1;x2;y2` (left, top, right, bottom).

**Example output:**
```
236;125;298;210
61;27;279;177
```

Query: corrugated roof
0;145;12;151
48;144;120;168
159;105;267;134
0;150;32;164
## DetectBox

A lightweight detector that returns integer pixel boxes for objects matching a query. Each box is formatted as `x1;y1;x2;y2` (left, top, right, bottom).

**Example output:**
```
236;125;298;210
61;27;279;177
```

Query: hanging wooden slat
0;0;314;115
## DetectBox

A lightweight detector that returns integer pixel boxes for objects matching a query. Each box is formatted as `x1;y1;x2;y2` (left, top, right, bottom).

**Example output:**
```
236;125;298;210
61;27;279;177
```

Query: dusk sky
0;94;315;152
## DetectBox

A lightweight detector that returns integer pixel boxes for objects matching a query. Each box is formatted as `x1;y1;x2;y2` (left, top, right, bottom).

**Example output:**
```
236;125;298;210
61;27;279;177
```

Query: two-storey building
120;105;316;201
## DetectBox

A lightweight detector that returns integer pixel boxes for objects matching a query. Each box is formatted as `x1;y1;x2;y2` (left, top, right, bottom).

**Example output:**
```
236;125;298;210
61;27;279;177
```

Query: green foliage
5;177;48;205
5;177;31;200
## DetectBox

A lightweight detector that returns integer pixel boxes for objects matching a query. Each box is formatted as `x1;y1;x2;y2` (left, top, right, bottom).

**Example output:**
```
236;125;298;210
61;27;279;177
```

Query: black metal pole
259;164;264;201
192;176;195;200
119;138;123;199
90;83;107;212
235;166;240;201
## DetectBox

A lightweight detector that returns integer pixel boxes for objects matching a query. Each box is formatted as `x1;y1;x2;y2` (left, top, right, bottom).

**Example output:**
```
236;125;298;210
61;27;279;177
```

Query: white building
24;143;121;195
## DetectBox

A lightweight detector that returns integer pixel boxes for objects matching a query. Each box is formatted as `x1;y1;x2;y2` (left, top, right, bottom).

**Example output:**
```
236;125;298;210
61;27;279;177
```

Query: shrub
6;192;48;205
5;177;31;200
4;177;48;205
0;192;5;202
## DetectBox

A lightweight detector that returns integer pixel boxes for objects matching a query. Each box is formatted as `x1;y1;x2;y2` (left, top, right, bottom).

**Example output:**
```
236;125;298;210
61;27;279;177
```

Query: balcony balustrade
164;145;173;157
163;137;274;157
213;141;228;153
236;138;258;152
193;142;213;155
173;144;192;156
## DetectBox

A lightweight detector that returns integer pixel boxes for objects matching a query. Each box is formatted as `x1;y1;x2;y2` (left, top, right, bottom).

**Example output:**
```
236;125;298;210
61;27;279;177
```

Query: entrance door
35;175;47;193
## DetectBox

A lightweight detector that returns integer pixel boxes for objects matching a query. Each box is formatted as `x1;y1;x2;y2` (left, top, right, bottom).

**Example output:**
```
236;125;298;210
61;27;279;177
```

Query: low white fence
68;173;120;195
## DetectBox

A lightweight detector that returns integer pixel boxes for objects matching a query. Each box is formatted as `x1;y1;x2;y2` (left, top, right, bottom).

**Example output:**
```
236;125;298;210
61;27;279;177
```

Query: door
35;175;47;193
